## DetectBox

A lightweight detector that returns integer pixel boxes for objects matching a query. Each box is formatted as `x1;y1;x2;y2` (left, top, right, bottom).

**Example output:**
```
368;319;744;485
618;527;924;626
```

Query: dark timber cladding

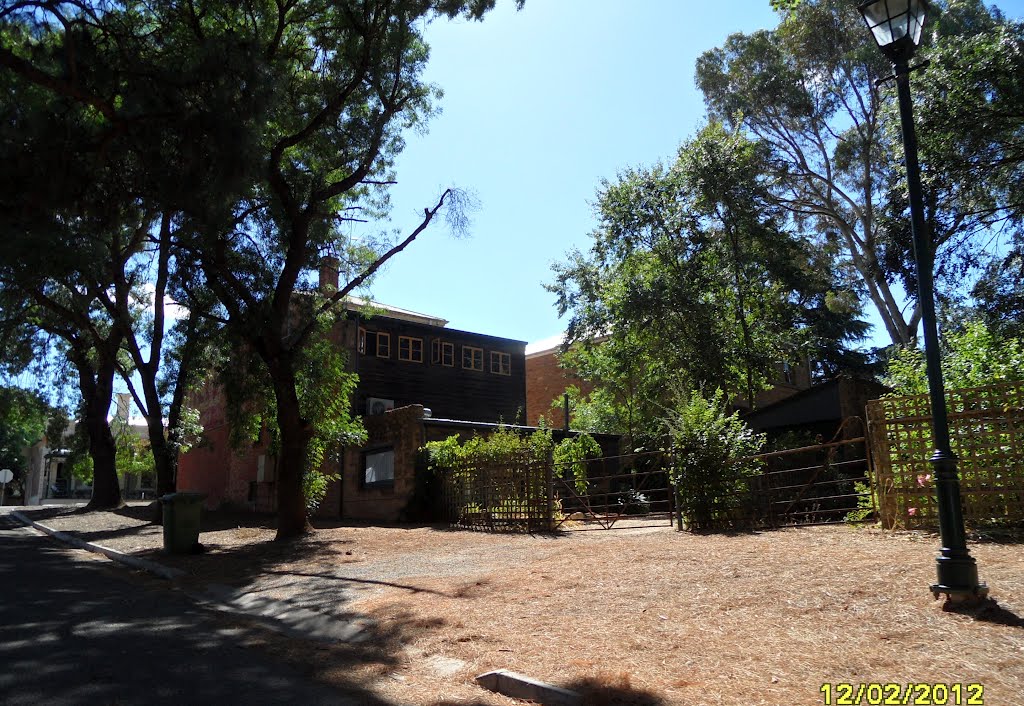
351;313;527;424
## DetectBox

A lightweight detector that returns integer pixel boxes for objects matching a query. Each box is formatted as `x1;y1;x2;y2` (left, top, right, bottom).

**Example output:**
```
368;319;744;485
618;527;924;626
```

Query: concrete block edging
12;511;185;581
475;669;582;706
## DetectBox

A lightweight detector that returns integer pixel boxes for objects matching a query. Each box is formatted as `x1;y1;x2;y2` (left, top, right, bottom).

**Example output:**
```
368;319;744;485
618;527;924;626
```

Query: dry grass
347;525;1024;706
19;506;1024;705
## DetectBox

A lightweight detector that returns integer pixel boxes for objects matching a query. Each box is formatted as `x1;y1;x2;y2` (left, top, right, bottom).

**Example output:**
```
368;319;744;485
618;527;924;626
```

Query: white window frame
462;345;483;371
490;351;511;376
398;336;423;363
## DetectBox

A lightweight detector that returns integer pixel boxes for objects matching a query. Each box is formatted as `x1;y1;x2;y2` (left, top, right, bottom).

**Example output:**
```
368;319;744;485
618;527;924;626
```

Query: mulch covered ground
17;504;1024;705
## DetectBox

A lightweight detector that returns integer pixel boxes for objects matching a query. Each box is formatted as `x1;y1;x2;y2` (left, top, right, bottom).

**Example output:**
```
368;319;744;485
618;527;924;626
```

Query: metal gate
744;424;873;528
437;426;873;533
551;450;675;530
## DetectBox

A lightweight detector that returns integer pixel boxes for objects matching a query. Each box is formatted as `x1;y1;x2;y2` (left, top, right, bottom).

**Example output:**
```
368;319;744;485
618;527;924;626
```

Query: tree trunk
146;415;173;523
268;355;314;540
78;355;123;511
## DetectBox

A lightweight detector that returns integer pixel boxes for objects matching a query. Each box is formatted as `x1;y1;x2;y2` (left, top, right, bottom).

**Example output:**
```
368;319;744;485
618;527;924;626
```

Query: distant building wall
526;340;814;428
177;383;235;509
525;346;594;428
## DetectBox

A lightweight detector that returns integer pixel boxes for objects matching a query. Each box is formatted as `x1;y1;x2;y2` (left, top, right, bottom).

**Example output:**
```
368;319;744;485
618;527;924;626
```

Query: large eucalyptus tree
697;0;1022;347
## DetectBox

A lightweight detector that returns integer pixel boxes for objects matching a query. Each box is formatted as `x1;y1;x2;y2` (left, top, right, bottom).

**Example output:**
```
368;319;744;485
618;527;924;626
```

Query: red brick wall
177;383;233;509
177;382;275;512
525;349;594;428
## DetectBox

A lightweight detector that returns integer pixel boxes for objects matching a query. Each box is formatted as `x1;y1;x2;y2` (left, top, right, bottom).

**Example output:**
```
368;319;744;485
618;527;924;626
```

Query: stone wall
340;405;426;522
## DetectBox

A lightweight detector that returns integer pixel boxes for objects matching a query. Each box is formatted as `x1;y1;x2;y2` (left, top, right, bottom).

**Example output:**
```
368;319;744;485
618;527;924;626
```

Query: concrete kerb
11;510;185;581
475;669;583;706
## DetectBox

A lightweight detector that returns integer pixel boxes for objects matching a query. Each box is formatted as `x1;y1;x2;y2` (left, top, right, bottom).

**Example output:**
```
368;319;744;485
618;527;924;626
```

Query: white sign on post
0;468;12;507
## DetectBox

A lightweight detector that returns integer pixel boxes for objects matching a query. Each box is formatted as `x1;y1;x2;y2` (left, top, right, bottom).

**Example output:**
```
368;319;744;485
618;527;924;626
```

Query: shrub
665;389;764;531
423;427;602;527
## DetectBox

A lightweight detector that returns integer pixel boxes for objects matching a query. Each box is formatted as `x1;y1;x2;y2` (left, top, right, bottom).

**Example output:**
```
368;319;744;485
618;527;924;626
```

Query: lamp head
857;0;931;63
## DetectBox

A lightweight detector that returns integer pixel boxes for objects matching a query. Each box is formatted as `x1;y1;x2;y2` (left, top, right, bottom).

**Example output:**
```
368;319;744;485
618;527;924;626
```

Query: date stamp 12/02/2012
820;683;984;705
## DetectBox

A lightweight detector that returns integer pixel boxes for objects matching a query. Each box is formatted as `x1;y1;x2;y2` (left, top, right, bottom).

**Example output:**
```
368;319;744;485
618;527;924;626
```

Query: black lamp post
857;0;987;602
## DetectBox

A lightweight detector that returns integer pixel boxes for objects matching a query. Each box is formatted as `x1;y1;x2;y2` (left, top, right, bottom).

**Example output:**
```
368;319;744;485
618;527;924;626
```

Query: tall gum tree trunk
146;415;173;523
80;359;123;510
269;356;314;540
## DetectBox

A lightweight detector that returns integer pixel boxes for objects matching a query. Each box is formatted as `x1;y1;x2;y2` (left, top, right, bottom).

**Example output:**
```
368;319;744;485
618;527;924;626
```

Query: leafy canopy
548;121;867;440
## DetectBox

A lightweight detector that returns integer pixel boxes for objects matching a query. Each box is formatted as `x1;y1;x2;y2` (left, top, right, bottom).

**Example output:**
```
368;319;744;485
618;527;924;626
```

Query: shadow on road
0;513;430;705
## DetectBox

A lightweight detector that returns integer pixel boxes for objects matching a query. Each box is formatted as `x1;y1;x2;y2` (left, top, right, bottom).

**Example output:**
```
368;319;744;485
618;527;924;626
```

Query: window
490;351;511;376
398;336;423;363
462;345;483;371
431;340;454;367
364;448;395;487
359;329;390;358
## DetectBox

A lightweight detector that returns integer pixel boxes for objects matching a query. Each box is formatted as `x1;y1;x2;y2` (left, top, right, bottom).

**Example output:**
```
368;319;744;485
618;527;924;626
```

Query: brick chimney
318;256;340;294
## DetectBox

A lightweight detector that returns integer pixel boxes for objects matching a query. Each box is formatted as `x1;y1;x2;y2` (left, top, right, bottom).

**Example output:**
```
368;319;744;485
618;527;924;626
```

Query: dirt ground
18;505;1024;705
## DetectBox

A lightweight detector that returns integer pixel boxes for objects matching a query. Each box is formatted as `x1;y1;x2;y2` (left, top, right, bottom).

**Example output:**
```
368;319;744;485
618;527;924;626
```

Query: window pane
365;450;395;484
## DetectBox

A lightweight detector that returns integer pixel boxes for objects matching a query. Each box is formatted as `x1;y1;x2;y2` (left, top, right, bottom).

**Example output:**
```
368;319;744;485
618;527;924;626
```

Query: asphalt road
0;512;370;705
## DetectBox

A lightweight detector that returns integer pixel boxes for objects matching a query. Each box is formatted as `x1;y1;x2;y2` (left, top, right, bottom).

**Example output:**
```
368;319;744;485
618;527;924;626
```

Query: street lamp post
857;0;987;602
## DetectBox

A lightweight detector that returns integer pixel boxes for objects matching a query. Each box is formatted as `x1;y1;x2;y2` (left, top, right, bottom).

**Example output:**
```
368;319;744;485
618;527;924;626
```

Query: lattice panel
439;454;553;532
866;381;1024;529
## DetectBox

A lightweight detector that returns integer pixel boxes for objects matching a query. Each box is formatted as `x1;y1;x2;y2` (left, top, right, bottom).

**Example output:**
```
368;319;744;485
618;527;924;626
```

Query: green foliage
617;489;651;516
0;0;514;534
883;320;1024;396
549;385;624;437
111;416;155;481
424;427;601;525
696;0;1023;347
222;313;366;514
0;386;49;492
548;121;866;443
297;323;365;513
40;404;95;484
172;407;204;457
666;389;765;531
844;481;875;524
552;432;602;494
973;245;1024;339
66;420;95;484
424;426;554;472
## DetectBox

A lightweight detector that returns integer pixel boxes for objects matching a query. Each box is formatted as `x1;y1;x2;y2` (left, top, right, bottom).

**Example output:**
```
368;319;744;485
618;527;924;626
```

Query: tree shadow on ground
438;673;665;706
967;526;1024;544
943;597;1024;628
2;514;424;706
565;675;664;705
260;568;454;597
427;523;568;540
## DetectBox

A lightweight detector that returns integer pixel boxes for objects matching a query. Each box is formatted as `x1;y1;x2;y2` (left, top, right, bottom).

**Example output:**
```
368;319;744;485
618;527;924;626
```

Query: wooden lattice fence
866;381;1024;529
438;453;553;532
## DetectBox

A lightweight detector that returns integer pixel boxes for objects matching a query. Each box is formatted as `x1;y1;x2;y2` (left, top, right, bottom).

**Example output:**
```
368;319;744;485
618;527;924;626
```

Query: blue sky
369;0;1024;350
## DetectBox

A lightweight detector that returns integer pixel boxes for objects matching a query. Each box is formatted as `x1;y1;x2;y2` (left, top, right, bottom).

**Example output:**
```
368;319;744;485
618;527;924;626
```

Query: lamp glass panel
909;1;927;44
860;0;929;49
861;0;906;47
